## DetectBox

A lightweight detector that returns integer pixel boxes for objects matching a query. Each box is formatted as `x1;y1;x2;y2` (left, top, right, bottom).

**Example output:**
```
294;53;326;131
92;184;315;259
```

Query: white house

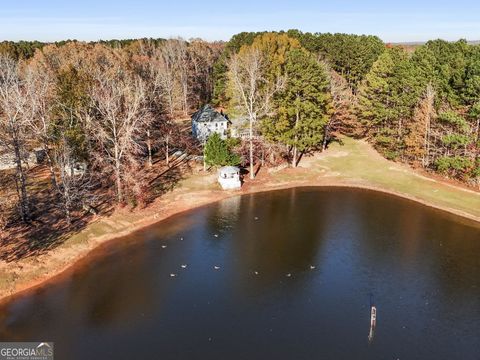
0;147;47;170
218;166;242;190
191;104;230;142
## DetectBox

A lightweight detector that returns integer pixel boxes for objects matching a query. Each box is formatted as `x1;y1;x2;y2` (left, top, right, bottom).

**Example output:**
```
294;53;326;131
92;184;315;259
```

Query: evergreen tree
357;47;422;159
226;32;300;178
411;39;469;107
204;133;240;167
286;31;385;89
262;49;332;166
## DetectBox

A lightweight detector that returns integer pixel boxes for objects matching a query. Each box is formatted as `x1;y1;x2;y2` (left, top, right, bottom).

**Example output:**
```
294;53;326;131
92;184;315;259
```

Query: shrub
204;133;241;167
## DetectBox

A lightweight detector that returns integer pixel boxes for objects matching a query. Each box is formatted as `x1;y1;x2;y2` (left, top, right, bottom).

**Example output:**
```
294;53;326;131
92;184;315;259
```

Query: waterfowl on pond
214;266;220;270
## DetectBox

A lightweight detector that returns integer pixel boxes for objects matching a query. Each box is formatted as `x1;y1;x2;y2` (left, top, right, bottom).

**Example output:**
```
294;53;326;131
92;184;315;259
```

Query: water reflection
0;187;479;360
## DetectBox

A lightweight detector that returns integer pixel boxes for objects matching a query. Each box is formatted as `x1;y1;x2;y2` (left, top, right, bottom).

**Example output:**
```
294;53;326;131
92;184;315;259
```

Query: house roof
192;104;229;123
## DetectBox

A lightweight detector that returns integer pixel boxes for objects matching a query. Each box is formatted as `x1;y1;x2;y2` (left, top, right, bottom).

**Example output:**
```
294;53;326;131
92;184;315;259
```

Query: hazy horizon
1;0;480;43
0;33;479;45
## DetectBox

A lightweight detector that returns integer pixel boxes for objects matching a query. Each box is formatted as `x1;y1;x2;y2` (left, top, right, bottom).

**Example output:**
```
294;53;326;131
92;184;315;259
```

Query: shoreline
1;179;479;306
1;138;479;306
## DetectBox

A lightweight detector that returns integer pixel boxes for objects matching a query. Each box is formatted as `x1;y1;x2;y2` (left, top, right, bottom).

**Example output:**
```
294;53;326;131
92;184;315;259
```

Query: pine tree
357;47;422;159
262;49;332;166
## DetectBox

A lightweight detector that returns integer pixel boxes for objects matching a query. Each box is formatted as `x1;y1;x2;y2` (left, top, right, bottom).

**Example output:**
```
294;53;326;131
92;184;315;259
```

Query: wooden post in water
368;305;377;343
371;306;377;327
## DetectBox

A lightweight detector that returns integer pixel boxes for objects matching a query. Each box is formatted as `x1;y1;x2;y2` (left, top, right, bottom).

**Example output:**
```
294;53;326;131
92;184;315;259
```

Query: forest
0;31;479;239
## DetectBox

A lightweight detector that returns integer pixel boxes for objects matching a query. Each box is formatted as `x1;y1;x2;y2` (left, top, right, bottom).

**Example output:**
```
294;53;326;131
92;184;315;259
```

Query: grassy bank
1;137;479;303
298;137;480;220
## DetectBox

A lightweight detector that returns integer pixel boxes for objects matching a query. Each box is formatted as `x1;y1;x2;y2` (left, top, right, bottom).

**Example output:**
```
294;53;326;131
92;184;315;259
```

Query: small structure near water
218;166;241;190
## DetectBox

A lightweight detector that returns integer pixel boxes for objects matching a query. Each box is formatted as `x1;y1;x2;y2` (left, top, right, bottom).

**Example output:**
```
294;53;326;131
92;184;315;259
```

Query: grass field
301;137;480;220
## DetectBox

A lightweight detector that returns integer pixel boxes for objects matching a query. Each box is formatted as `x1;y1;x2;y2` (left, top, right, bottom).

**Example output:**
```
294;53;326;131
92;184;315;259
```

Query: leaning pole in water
368;304;377;343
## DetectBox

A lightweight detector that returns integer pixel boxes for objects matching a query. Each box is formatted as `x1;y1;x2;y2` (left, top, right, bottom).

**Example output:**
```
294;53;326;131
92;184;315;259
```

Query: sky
1;0;479;43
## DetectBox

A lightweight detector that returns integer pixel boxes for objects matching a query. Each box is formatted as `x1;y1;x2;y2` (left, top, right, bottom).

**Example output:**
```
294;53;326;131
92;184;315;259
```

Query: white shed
218;166;241;190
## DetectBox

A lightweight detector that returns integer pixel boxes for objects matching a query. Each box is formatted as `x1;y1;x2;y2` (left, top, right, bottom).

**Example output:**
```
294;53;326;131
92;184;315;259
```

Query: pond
0;187;479;359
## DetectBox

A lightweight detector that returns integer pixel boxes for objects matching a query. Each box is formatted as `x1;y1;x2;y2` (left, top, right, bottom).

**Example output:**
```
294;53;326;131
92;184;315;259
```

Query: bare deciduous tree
54;135;96;224
0;55;31;221
89;66;150;203
325;66;359;142
228;48;283;179
24;63;58;188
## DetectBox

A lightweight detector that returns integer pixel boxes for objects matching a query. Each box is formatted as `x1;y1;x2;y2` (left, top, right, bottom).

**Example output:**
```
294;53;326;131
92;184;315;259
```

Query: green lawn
291;137;480;221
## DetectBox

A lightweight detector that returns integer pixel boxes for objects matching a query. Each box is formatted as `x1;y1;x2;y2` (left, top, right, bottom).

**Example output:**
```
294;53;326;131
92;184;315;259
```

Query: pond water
0;187;479;359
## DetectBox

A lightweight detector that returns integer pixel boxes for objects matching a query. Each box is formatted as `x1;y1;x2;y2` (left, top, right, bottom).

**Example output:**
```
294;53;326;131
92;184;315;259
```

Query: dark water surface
1;187;479;359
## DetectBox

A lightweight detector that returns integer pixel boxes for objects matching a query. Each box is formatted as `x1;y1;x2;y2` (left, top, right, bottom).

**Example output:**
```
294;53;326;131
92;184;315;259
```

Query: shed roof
219;166;240;174
192;104;229;123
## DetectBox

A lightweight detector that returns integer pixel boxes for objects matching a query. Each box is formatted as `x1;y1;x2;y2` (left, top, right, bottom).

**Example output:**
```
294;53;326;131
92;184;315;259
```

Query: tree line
214;31;479;185
0;38;222;227
1;31;479;232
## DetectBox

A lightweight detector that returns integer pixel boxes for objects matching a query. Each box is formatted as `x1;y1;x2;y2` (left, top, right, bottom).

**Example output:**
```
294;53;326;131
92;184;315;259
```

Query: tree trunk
166;136;170;167
114;143;123;203
249;116;254;179
63;190;71;225
12;137;29;222
475;117;479;143
423;114;431;168
422;84;435;168
322;120;331;152
147;129;152;167
182;80;188;116
203;139;207;171
293;101;300;167
46;154;58;190
292;146;297;168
